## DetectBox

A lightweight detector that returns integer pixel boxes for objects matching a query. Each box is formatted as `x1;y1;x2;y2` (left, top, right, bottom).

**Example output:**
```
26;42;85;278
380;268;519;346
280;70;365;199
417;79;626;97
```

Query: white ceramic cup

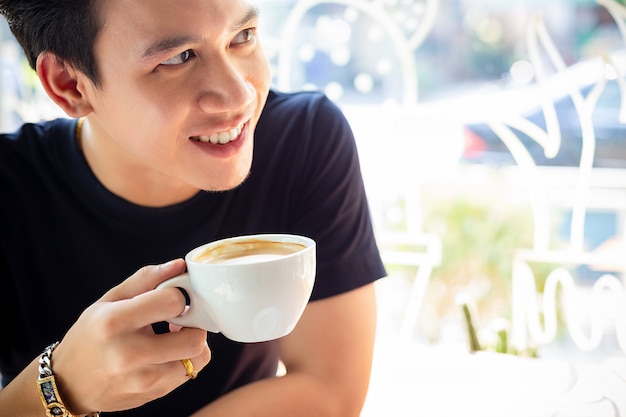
157;234;316;343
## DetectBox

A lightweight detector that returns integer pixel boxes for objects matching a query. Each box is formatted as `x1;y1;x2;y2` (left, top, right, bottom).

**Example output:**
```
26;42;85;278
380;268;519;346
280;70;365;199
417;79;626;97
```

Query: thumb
100;259;187;302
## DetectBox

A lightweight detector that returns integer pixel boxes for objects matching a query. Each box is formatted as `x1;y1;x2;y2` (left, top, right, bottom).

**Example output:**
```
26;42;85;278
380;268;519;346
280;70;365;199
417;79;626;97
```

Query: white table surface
361;342;626;417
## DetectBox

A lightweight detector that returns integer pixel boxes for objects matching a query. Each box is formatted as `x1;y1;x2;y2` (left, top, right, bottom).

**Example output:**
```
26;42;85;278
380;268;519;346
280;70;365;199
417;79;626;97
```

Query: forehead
96;0;257;55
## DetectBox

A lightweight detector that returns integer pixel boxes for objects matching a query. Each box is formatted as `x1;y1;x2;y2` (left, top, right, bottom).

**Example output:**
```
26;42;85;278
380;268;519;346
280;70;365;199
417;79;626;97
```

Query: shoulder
0;118;77;188
0;118;76;156
254;89;359;174
256;90;354;156
262;89;336;113
259;90;347;132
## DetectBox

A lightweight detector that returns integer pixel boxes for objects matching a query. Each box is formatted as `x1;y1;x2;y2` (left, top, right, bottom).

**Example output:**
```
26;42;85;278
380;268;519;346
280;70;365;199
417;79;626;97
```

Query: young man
0;1;385;416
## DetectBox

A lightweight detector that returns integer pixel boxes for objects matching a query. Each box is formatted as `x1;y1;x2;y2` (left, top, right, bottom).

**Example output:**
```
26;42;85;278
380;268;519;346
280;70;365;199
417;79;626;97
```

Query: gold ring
180;358;197;379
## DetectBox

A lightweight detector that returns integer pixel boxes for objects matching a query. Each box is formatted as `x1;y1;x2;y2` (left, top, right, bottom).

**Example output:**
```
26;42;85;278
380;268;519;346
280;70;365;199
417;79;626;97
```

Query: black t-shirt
0;90;385;415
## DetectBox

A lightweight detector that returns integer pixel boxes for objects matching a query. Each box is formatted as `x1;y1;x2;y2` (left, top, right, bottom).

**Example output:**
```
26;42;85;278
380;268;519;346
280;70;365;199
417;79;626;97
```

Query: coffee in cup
194;239;306;265
157;234;316;343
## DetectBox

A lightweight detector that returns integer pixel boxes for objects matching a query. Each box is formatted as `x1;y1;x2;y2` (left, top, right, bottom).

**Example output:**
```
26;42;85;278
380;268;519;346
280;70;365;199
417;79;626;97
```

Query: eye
160;49;195;66
231;28;256;46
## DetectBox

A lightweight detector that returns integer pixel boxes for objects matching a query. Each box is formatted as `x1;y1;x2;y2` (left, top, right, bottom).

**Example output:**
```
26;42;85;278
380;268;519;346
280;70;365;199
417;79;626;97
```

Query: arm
192;283;377;417
0;260;211;416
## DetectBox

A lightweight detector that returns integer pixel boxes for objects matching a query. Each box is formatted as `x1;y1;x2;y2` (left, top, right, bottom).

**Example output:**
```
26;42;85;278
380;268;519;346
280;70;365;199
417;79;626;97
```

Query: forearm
194;285;377;417
0;357;49;417
192;372;363;417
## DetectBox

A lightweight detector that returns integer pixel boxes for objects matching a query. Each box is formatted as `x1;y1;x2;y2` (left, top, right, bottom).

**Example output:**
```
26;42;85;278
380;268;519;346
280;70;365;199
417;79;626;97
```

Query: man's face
80;0;271;198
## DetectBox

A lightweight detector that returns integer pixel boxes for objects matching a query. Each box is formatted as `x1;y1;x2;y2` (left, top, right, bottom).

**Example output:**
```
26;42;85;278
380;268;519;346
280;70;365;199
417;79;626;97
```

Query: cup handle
156;273;220;333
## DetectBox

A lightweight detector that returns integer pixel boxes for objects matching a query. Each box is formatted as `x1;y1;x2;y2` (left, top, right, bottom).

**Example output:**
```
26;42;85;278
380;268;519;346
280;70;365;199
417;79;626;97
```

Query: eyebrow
141;35;196;59
231;6;260;33
140;6;260;60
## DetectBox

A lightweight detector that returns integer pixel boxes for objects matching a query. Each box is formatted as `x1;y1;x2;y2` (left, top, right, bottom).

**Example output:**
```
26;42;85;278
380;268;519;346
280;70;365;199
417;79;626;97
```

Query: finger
104;286;189;333
101;259;186;302
153;327;211;366
122;327;211;368
131;346;211;397
167;337;212;379
169;323;183;332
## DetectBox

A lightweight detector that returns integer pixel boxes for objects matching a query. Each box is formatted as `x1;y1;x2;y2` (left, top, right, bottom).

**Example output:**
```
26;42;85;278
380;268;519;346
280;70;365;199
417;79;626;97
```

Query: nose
197;59;254;113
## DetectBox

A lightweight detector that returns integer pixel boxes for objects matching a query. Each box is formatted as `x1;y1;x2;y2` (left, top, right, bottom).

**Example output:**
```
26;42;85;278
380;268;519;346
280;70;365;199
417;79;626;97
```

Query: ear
36;52;94;118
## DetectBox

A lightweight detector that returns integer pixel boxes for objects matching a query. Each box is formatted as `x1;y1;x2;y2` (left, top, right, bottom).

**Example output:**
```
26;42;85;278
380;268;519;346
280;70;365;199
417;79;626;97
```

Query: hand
50;259;211;414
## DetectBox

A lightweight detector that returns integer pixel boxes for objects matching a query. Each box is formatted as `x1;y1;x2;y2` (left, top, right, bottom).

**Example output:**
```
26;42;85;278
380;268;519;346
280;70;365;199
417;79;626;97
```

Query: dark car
462;77;626;168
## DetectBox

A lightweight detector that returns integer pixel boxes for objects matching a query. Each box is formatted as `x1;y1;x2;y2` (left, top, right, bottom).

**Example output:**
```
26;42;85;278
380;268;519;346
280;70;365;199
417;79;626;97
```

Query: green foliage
422;196;535;320
398;185;562;344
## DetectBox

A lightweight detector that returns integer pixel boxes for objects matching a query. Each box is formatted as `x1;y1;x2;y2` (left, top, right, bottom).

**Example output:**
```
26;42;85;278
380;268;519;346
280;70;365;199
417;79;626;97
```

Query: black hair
0;0;102;86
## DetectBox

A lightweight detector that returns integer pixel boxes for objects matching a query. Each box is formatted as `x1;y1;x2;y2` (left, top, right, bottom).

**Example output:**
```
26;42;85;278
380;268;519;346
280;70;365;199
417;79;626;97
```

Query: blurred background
1;0;625;368
253;0;626;360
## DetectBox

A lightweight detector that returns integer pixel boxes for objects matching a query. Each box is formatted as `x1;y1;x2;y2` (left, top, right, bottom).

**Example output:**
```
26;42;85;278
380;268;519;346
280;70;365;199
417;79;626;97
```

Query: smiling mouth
190;122;245;144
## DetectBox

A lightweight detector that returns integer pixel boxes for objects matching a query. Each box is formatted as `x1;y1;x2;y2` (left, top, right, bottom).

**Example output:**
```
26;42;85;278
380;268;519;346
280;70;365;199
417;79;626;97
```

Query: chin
202;170;251;192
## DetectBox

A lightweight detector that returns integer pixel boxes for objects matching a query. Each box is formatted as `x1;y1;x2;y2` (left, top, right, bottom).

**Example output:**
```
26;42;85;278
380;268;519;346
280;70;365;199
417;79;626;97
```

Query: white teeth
194;123;243;145
218;131;230;144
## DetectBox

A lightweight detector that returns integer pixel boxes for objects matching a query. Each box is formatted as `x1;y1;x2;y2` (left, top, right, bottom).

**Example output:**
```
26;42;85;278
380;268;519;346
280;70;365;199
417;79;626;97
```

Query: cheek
113;82;188;135
248;50;272;94
94;89;181;154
